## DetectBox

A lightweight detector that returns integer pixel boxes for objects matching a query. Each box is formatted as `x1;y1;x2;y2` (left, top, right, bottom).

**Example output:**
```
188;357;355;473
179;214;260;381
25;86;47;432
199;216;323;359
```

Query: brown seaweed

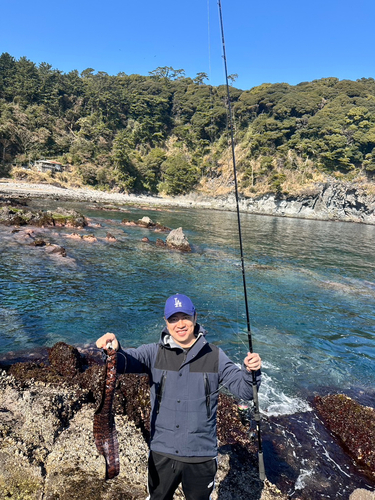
93;346;120;480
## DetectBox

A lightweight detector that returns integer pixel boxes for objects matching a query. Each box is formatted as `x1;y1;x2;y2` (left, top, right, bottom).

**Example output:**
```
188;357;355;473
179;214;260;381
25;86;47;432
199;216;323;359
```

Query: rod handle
258;451;266;481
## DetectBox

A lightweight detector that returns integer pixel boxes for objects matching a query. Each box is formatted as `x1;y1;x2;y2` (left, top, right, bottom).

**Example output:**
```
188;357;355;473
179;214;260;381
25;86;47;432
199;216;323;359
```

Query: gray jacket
117;324;261;458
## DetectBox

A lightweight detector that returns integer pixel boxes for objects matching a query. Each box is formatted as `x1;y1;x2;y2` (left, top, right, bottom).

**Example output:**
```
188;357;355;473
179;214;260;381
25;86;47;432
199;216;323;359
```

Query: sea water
0;200;374;498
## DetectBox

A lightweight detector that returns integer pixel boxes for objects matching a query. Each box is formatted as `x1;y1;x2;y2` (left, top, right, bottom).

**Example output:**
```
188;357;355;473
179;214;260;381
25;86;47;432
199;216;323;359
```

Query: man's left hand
244;352;261;372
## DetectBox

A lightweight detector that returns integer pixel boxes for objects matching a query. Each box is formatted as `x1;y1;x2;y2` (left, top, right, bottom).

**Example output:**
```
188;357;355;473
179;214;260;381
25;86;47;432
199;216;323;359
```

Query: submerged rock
106;232;117;242
45;243;67;257
314;394;375;479
155;238;165;247
166;227;191;252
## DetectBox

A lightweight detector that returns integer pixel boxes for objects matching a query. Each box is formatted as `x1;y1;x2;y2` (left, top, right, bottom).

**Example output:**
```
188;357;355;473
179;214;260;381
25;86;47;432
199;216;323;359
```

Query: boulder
314;394;375;479
166;227;191;252
48;342;83;378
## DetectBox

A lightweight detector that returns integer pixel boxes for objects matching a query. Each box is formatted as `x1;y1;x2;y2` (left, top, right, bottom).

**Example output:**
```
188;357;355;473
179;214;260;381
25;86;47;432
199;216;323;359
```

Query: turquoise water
1;200;375;496
1;201;374;403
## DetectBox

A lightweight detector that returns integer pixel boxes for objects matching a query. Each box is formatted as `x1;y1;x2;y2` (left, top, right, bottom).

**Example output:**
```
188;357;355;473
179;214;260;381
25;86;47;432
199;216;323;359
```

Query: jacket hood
160;323;207;349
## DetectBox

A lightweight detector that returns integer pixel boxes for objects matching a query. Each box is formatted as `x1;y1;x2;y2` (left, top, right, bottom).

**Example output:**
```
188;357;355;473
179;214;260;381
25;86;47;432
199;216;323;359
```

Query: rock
30;238;47;247
50;208;87;228
155;238;165;247
66;232;82;239
141;237;150;242
0;449;44;499
43;408;147;500
314;394;375;479
139;216;153;226
45;244;67;257
0;345;287;499
48;342;83;378
121;217;170;232
166;227;191;252
350;489;375;500
82;233;97;242
238;180;375;224
106;232;117;241
0;203;87;228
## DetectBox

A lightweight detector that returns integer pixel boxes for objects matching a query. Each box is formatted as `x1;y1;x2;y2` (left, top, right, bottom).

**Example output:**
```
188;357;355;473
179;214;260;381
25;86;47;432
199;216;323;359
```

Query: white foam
294;468;314;490
233;361;311;416
258;372;312;416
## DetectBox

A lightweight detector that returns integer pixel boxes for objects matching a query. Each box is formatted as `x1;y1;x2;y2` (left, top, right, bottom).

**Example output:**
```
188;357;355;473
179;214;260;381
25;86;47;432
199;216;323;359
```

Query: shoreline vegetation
1;53;375;217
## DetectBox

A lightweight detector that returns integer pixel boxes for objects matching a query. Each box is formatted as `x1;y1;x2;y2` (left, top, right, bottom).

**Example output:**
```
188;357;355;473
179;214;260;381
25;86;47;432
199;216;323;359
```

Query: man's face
165;312;197;347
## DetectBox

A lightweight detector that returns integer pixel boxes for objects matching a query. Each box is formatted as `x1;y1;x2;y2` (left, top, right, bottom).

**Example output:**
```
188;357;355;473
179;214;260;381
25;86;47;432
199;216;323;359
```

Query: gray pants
148;451;217;500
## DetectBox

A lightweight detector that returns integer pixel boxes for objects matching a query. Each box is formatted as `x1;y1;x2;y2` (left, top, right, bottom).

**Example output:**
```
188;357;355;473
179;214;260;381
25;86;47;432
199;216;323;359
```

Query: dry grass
10;166;84;188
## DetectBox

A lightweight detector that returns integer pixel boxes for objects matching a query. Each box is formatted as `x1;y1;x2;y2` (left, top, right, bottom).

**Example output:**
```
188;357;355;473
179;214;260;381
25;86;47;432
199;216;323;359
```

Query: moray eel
93;343;120;479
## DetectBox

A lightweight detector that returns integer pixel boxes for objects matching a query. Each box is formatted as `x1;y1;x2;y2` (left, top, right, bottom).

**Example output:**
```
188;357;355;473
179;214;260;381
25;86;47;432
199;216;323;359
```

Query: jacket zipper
204;373;211;419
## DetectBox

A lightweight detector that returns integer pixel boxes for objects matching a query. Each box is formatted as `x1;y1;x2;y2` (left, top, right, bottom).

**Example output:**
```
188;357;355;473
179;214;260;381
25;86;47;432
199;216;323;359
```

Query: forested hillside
1;52;375;196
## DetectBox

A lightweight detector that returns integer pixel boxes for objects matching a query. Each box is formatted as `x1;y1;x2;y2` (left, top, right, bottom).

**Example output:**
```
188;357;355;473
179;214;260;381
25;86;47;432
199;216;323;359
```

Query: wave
258;370;312;417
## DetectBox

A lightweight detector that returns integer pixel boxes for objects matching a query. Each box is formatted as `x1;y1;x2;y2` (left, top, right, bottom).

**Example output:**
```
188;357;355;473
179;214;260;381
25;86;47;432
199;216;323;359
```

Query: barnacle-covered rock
314;394;375;479
48;342;83;378
0;344;288;499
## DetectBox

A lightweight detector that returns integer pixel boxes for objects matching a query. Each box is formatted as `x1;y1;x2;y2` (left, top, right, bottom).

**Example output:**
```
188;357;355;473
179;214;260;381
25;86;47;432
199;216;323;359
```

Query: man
96;293;261;500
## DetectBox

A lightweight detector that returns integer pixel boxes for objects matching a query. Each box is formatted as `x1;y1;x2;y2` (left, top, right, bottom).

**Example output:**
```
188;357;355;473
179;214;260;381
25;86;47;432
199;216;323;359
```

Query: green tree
161;153;198;195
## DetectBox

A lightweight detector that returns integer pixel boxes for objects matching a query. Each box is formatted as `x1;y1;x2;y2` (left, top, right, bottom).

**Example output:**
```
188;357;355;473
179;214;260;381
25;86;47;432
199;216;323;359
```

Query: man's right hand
96;332;119;351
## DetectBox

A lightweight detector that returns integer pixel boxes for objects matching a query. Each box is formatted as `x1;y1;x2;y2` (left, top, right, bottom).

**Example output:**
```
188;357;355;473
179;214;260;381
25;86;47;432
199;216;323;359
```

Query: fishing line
217;0;265;481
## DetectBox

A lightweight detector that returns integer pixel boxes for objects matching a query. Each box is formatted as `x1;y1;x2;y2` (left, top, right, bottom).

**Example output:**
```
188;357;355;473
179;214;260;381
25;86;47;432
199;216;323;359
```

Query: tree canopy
1;52;375;194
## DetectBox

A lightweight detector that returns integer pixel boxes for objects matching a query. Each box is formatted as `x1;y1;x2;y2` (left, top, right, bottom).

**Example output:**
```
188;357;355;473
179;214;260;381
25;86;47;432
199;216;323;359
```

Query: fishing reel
237;401;257;442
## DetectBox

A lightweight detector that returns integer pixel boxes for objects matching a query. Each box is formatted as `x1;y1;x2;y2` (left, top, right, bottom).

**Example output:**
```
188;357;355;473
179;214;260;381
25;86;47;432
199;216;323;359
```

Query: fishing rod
217;0;265;481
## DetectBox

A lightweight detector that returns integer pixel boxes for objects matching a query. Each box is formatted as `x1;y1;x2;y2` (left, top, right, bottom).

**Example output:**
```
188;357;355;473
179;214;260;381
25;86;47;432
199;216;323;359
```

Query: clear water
1;200;374;497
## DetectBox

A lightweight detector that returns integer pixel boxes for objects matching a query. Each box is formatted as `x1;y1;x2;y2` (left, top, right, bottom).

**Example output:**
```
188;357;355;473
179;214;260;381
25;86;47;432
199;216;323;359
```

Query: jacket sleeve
218;348;261;401
116;342;158;375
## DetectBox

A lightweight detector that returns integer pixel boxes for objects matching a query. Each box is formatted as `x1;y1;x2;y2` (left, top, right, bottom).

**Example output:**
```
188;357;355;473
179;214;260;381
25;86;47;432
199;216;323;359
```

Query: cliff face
209;181;375;224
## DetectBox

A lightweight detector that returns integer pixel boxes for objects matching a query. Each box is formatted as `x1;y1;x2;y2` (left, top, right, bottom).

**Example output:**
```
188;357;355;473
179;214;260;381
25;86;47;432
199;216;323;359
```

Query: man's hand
244;352;261;372
96;332;119;351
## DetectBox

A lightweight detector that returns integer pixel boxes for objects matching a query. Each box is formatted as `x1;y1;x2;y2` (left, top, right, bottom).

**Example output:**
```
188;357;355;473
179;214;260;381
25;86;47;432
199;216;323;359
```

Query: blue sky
1;0;375;90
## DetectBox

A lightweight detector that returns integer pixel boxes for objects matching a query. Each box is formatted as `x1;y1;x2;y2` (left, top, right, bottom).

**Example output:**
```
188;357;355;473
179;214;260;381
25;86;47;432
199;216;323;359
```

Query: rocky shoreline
0;343;286;500
1;179;375;224
1;342;374;500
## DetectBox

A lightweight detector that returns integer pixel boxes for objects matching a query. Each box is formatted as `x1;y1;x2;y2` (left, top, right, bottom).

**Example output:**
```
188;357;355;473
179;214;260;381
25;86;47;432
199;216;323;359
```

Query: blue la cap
164;294;196;319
